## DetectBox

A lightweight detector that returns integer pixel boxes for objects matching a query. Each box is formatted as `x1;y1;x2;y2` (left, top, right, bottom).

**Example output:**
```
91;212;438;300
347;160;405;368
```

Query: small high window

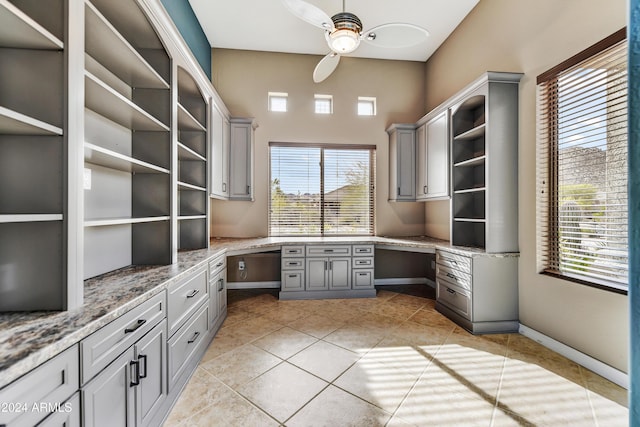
314;94;333;114
357;96;376;116
268;92;288;112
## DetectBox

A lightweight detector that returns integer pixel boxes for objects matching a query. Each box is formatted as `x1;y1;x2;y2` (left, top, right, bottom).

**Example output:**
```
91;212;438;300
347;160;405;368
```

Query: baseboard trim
227;281;281;289
518;324;628;389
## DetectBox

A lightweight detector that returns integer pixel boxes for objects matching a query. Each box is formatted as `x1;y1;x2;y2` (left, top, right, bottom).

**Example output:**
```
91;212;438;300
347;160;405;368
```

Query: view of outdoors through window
269;145;374;236
554;50;628;286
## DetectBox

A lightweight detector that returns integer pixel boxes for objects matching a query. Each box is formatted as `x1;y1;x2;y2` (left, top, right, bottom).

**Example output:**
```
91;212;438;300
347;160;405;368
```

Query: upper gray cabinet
450;72;522;253
229;118;256;201
387;124;416;202
209;104;229;199
416;109;450;201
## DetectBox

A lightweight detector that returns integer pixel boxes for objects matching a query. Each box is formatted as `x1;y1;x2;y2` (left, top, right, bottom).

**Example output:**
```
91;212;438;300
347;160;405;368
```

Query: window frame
268;142;376;237
537;28;628;295
268;91;288;112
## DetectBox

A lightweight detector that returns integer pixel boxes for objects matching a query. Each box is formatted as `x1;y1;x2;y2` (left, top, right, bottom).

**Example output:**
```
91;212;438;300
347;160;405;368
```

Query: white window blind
537;30;628;291
269;144;375;236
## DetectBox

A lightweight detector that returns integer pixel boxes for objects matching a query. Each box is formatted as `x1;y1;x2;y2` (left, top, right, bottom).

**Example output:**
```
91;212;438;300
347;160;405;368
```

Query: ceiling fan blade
313;52;341;83
362;23;429;48
282;0;335;30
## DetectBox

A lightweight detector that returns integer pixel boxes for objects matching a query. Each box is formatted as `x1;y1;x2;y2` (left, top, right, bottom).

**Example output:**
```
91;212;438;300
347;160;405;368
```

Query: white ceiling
188;0;479;62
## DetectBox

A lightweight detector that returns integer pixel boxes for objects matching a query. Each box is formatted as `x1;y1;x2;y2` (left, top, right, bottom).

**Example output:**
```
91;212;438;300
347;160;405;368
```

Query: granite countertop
0;235;518;388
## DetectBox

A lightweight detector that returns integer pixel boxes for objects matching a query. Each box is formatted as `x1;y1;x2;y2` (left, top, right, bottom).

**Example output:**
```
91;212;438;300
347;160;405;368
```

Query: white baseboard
227;281;281;289
374;278;430;286
518;324;628;389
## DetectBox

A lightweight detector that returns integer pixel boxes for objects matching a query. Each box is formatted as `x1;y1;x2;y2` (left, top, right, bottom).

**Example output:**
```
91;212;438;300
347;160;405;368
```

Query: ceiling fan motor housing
326;12;363;53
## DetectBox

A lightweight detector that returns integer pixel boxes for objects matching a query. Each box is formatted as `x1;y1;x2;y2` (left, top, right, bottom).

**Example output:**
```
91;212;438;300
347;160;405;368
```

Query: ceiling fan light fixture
325;12;362;54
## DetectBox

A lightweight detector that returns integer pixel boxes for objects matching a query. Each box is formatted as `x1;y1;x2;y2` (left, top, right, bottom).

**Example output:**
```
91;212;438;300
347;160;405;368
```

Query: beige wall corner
423;0;628;371
210;49;426;238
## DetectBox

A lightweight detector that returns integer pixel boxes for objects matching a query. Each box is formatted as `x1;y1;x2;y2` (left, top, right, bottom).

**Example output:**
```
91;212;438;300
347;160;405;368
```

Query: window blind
537;30;628;290
269;144;375;236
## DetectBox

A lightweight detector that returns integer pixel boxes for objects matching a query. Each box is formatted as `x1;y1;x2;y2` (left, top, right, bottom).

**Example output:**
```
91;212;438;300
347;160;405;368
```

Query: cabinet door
305;258;328;290
83;347;136;427
229;122;252;200
210;105;228;198
209;272;220;328
425;111;450;199
135;321;167;427
396;129;416;200
416;124;427;200
217;270;227;316
328;257;351;290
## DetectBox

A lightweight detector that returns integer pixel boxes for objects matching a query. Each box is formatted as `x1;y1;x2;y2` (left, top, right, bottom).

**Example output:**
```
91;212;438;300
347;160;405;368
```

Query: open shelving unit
177;67;209;250
0;0;66;311
83;0;172;279
450;74;521;253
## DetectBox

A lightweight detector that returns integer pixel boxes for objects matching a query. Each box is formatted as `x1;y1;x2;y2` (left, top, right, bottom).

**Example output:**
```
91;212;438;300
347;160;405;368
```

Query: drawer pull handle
324;249;334;253
188;331;200;344
216;262;224;268
287;250;298;253
288;274;297;278
446;273;457;280
358;273;367;276
446;288;456;295
139;354;148;379
218;278;224;292
186;289;199;298
130;359;141;387
125;319;146;334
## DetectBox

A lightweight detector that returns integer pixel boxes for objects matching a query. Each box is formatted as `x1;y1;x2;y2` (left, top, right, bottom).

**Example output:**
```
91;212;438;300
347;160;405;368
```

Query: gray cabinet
435;249;518;334
0;345;79;427
417;110;450;200
281;246;305;292
82;319;167;427
387;124;416;201
39;393;81;427
208;253;227;330
352;244;374;289
210;104;229;199
229;118;256;201
450;72;522;252
167;266;208;336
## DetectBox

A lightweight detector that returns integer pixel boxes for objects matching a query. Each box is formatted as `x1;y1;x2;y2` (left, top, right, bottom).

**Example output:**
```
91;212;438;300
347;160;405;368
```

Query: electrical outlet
238;261;245;271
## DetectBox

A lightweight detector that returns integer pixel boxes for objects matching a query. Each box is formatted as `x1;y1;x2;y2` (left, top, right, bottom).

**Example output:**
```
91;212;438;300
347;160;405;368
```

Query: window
357;96;376;116
314;94;333;114
269;143;375;236
268;92;288;112
537;29;628;292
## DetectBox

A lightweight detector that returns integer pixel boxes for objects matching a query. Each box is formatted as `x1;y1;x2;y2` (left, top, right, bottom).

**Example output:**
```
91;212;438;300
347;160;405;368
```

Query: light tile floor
165;289;628;426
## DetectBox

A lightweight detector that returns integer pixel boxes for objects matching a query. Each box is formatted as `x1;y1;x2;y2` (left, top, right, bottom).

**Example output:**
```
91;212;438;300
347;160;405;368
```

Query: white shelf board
453;217;486;223
0;105;63;135
85;71;169;132
0;0;63;49
84;216;170;227
454;123;486;141
0;214;63;223
177;142;206;161
178;215;207;221
177;103;206;132
454;155;486;168
84;142;170;174
177;181;206;192
85;2;168;89
454;187;486;194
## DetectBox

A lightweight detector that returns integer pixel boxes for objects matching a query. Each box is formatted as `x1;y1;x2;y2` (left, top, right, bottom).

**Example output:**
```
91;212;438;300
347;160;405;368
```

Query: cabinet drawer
0;345;79;427
282;258;304;270
168;266;208;336
437;279;471;320
352;269;374;289
282;271;304;291
306;245;351;257
436;250;471;274
81;292;165;385
282;246;304;257
168;303;209;389
352;257;374;268
38;392;80;427
353;245;374;256
436;264;471;291
208;254;226;277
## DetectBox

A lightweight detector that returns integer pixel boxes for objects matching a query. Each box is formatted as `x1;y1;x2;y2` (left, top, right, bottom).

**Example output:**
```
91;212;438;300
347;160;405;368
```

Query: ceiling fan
282;0;430;83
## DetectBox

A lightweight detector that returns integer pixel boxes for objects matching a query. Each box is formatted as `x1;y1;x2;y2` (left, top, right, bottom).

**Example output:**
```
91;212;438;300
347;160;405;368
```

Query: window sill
541;270;628;295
